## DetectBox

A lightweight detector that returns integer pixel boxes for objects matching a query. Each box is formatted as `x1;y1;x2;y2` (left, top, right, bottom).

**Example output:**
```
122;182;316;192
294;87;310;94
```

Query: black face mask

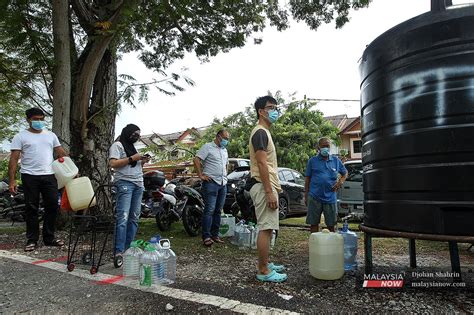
130;134;140;143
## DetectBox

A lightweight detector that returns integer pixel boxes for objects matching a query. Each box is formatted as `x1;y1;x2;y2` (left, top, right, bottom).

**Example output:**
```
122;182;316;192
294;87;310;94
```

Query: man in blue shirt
193;129;229;247
305;137;347;233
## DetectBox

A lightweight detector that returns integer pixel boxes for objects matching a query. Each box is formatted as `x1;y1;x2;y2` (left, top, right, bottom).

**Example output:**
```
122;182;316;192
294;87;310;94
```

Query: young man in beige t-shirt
248;96;287;283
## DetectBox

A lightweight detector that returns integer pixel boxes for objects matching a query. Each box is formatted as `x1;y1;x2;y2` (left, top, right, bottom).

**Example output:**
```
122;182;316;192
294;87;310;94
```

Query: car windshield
345;162;363;182
228;170;249;180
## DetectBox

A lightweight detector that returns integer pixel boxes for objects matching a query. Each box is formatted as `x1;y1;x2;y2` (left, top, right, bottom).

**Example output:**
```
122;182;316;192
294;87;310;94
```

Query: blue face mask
268;110;279;124
220;139;229;148
320;147;330;157
31;120;45;131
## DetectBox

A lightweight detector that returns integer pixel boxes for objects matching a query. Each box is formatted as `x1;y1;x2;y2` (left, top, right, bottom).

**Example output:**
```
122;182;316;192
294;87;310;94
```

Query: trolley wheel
67;263;75;272
82;252;92;264
90;266;98;274
113;255;123;268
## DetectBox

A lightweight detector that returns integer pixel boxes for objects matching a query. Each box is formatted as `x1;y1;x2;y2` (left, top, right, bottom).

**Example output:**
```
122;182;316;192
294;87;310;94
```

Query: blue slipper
268;262;285;272
256;270;288;283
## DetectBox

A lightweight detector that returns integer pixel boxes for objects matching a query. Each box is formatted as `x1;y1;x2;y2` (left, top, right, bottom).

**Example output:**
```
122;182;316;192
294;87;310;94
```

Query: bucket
65;177;96;211
309;229;344;280
52;157;79;189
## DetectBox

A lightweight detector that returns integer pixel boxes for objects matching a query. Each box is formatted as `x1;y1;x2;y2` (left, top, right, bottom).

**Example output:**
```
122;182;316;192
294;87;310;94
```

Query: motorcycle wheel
182;205;201;237
155;209;172;231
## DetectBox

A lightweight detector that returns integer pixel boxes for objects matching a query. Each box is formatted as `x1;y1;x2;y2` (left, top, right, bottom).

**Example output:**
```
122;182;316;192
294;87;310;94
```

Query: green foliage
197;92;340;173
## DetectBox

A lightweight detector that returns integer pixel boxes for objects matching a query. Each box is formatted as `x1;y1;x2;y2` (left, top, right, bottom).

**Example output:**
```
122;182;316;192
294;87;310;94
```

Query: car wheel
278;197;289;220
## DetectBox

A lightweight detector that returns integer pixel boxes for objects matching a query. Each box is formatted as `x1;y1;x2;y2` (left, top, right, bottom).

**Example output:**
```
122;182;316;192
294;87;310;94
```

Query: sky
115;0;440;136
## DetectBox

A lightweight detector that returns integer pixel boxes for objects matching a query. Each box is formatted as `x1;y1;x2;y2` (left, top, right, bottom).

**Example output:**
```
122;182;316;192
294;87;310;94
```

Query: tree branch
71;0;95;34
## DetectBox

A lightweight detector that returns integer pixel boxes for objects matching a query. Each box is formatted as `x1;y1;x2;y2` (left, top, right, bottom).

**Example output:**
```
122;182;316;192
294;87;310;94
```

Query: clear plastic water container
238;225;251;249
231;220;245;245
339;222;358;271
309;229;344;280
65;177;96;211
159;239;176;285
123;240;143;280
270;230;277;248
149;237;165;282
52;157;79;189
139;245;162;287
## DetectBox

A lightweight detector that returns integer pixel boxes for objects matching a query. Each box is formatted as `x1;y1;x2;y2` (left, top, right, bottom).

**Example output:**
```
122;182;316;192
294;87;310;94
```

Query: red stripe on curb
95;275;124;285
0;244;15;250
32;255;68;265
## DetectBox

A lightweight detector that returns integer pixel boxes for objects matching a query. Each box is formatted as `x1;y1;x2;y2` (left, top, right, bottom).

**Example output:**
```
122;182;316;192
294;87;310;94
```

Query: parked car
228;158;250;174
337;160;364;219
228;166;307;220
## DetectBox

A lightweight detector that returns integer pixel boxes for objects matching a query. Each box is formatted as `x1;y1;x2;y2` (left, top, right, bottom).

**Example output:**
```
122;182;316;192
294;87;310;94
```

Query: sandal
256;270;288;283
25;242;37;252
203;238;214;247
268;262;285;272
211;236;225;244
44;239;65;247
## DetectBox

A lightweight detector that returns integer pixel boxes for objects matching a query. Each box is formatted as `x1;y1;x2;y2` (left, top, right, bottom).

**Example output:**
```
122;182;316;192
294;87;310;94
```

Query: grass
280;215;361;231
0;224;26;235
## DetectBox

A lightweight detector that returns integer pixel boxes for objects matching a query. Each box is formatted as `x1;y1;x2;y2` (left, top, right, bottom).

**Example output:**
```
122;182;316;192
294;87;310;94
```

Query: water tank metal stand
360;224;473;282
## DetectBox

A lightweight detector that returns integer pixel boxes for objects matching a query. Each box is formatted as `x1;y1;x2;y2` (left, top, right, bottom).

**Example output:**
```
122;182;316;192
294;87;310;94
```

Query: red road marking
0;244;15;250
32;255;68;265
95;275;124;285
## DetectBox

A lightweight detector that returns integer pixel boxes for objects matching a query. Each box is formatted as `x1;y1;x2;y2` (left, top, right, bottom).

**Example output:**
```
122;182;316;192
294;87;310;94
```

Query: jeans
21;174;59;244
114;180;143;254
201;180;227;240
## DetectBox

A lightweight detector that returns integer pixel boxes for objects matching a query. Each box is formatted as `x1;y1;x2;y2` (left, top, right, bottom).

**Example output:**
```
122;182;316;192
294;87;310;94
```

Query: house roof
324;114;348;130
338;116;361;135
140;126;210;147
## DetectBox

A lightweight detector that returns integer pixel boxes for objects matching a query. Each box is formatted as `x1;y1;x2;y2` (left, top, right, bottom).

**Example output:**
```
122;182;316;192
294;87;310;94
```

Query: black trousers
21;174;59;244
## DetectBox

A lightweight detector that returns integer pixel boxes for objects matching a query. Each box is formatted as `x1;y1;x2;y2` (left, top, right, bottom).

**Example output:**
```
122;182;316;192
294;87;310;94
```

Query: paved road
0;252;298;314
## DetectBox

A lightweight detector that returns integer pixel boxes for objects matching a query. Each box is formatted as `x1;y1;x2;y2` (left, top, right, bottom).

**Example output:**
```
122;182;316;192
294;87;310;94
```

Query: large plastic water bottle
231;220;245;245
339;222;358;271
123;240;143;279
139;244;161;287
149;237;165;282
238;225;251;249
270;230;277;248
249;223;258;249
159;239;176;285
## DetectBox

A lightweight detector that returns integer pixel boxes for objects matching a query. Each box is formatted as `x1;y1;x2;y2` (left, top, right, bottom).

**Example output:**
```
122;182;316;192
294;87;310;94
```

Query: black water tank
359;2;474;236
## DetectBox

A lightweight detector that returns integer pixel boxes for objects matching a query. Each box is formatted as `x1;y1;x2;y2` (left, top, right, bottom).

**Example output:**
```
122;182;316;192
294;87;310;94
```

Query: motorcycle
0;180;44;224
176;184;205;237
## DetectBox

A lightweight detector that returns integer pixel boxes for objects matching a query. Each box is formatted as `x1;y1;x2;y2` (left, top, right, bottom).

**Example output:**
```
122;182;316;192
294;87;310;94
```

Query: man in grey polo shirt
193;129;230;246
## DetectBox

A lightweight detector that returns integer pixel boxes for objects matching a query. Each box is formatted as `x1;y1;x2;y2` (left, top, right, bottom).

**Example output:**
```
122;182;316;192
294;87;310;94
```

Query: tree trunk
70;47;117;184
51;0;71;151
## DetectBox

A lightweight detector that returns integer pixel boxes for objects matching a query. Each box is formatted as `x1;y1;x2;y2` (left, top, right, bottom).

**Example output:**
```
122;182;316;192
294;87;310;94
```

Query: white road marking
0;250;298;314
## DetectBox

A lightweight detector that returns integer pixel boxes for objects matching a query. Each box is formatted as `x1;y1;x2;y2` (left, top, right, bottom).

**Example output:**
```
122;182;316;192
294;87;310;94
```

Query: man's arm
193;156;210;181
304;176;311;205
255;150;277;210
54;146;68;158
8;150;21;194
332;160;348;191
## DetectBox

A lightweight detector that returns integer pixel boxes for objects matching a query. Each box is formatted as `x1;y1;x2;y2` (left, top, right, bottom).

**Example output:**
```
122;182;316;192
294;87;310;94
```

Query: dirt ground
1;220;473;314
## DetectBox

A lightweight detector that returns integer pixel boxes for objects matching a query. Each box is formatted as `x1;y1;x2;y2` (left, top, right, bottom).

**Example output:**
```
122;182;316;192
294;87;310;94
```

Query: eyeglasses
264;105;278;111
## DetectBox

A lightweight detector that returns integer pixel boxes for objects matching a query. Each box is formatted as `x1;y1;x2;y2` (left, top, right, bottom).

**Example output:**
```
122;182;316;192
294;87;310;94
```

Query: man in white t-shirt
9;108;67;252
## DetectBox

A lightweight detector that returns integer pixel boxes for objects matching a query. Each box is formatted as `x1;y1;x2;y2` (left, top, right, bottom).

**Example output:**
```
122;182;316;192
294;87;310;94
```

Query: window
292;171;305;186
281;170;295;183
278;171;285;181
345;162;363;182
353;140;362;154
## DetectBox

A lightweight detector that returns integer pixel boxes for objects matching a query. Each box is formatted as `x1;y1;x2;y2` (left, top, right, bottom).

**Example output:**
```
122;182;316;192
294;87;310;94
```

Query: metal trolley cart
66;184;121;274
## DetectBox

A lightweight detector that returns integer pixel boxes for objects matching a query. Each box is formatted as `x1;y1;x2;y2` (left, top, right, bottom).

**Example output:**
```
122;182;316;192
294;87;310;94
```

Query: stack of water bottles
231;220;276;250
122;236;177;286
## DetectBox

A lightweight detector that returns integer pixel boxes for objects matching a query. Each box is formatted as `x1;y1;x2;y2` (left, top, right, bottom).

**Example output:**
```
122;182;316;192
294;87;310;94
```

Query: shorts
249;183;279;231
306;195;337;227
